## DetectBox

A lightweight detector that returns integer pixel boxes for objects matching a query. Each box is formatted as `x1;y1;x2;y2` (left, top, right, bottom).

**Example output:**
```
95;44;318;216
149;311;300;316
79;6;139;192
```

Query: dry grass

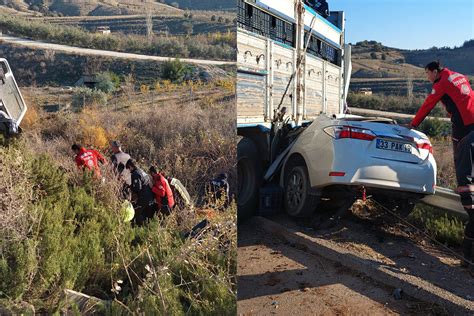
432;139;456;188
22;82;236;198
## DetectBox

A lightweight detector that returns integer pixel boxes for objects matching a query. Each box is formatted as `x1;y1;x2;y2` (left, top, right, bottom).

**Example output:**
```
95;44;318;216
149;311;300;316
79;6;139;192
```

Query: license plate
376;139;412;153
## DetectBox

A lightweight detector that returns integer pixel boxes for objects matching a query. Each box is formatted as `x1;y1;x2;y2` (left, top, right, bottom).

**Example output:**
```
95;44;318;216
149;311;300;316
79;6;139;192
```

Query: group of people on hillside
71;140;175;225
71;140;231;226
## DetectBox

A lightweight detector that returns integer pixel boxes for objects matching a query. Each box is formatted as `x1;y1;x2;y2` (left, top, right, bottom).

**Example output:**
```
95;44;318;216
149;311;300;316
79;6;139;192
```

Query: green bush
95;72;117;94
161;58;192;83
409;204;464;247
0;142;236;314
72;87;108;109
419;118;451;138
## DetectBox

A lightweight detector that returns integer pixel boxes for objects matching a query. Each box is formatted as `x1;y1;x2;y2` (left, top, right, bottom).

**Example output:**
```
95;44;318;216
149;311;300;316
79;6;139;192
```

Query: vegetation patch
0;15;236;61
0;83;236;313
409;204;465;247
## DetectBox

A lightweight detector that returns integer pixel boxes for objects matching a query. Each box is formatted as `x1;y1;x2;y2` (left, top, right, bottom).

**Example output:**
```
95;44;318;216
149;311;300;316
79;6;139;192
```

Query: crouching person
149;166;175;216
126;159;156;225
209;173;230;209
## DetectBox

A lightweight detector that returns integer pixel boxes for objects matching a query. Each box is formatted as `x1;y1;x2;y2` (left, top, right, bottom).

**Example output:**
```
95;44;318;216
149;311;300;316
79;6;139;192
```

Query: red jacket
151;173;175;209
75;147;106;177
411;68;474;140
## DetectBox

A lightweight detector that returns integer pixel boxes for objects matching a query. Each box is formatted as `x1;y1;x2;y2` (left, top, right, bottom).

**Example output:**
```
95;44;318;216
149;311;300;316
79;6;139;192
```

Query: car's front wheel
284;158;318;217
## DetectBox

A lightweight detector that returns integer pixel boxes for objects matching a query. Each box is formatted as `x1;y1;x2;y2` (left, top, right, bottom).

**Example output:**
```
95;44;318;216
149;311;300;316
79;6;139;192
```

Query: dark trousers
133;203;156;226
453;131;474;239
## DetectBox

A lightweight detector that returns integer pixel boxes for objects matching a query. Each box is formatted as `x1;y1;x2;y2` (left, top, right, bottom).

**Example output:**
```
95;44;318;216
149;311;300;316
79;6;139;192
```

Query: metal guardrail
421;186;467;217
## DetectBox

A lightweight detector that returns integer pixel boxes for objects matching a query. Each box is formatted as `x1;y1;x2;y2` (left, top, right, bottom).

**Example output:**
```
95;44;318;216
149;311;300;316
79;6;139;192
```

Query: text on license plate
376;139;412;153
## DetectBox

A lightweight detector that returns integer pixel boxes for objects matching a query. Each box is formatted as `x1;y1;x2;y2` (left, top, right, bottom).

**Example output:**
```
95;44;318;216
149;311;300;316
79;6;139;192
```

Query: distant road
0;35;235;66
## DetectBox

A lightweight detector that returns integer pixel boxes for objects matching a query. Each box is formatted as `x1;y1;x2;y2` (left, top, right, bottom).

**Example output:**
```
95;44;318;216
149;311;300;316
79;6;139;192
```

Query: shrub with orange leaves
76;107;110;149
20;97;39;131
78;122;109;149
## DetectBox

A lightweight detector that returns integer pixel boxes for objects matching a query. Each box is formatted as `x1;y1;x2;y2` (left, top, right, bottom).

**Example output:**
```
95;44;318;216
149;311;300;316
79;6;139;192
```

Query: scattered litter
393;288;403;300
183;219;209;239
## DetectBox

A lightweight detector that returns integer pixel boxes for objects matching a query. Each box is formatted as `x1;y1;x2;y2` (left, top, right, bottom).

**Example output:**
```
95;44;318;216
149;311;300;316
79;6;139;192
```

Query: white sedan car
280;115;437;217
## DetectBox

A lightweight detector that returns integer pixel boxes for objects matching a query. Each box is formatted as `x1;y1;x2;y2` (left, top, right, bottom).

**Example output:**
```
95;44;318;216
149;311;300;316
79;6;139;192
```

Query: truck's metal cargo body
237;0;347;125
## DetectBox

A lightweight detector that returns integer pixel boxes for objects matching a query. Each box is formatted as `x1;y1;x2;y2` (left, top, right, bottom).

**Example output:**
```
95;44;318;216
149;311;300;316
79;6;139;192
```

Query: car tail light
416;139;433;154
329;172;346;177
324;126;376;141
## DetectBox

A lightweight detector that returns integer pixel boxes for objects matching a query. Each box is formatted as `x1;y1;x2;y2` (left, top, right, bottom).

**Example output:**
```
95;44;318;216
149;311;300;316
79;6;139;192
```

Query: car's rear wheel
284;158;318;217
237;137;262;223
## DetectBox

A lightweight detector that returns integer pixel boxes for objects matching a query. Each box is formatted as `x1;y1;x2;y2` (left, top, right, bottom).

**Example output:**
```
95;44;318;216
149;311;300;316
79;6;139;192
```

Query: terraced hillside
350;41;474;95
349;78;432;97
0;0;182;16
39;12;235;36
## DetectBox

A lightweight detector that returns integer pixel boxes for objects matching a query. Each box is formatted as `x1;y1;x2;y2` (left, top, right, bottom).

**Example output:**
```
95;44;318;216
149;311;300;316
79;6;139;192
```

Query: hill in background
0;0;182;16
351;39;474;79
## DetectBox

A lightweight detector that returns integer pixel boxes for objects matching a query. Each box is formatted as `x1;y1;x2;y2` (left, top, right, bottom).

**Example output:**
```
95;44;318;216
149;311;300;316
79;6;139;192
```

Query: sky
329;0;474;50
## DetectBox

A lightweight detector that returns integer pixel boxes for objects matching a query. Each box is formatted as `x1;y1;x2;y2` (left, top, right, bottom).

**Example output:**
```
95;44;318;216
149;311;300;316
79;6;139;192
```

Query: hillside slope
0;0;182;16
403;43;474;76
351;40;474;79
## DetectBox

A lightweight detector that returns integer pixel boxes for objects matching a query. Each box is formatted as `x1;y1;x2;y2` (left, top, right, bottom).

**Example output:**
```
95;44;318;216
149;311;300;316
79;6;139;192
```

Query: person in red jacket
409;61;474;272
72;143;106;177
149;166;175;215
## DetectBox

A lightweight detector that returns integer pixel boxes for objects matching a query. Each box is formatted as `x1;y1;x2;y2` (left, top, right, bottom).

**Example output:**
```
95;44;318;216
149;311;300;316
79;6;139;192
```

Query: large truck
237;0;437;220
237;0;351;218
0;58;27;137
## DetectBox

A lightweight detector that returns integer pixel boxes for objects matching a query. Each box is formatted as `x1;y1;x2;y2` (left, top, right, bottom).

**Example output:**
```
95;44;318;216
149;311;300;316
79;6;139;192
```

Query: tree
381;53;387;60
183;22;193;36
211;15;216;21
370;52;377;59
162;58;190;83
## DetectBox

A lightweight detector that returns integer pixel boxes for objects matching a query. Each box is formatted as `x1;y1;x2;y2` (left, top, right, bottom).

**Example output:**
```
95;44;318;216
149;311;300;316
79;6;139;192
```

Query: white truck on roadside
237;0;437;221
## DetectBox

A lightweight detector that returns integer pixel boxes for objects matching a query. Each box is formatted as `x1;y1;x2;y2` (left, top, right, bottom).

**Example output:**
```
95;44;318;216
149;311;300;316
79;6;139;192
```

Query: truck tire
237;137;262;222
283;158;318;217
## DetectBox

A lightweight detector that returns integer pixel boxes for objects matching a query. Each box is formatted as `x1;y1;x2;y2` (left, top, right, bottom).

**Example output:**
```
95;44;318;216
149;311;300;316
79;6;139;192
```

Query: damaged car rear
280;114;437;217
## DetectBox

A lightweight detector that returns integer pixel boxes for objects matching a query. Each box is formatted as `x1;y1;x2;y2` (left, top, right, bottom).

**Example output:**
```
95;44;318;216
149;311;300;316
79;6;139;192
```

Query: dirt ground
268;202;474;303
238;221;433;316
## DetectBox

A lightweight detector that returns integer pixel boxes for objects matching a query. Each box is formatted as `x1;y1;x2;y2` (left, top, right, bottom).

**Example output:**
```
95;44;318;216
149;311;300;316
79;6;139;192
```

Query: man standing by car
125;159;156;225
409;61;474;272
